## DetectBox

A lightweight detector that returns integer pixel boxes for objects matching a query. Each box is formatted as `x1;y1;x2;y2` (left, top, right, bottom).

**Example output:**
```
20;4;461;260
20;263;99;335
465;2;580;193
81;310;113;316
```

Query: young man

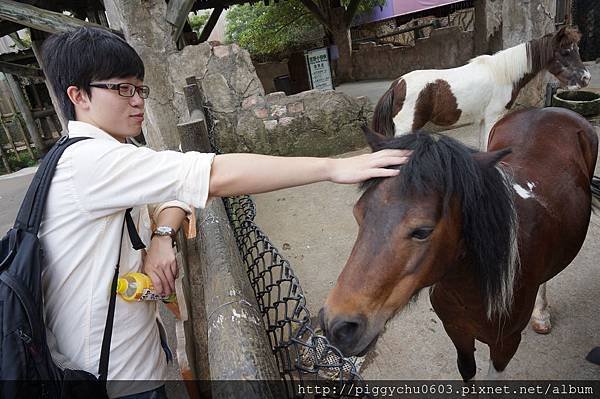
40;27;409;398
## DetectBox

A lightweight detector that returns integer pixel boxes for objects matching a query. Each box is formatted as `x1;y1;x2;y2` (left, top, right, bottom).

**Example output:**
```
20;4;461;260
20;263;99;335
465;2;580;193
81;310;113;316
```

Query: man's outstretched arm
208;149;410;197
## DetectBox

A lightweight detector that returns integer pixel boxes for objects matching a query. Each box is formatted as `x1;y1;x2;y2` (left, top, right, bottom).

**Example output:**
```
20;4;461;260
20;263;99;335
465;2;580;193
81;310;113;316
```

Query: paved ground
252;70;600;381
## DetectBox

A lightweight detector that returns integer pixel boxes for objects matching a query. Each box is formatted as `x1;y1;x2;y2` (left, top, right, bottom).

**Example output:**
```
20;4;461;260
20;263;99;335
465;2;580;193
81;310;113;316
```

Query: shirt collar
67;121;121;143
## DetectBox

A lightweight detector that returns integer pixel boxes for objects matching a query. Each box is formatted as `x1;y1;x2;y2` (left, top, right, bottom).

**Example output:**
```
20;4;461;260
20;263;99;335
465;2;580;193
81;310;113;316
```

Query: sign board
305;47;334;91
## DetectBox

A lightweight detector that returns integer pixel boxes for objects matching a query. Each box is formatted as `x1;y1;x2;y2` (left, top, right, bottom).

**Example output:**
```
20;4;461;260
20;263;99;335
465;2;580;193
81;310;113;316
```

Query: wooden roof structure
0;0;287;62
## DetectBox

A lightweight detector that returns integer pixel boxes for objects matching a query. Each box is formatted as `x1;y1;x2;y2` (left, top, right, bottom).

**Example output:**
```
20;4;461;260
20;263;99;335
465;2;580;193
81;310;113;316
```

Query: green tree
226;0;384;81
226;1;323;56
188;11;210;34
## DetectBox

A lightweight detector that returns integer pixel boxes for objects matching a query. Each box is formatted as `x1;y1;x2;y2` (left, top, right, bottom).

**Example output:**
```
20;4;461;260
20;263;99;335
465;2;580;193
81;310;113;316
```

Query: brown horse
320;107;598;380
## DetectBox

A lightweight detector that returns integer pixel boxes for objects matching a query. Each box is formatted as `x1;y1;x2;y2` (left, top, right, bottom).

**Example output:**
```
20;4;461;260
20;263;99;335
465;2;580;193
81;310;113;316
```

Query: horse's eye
560;49;571;56
411;227;434;241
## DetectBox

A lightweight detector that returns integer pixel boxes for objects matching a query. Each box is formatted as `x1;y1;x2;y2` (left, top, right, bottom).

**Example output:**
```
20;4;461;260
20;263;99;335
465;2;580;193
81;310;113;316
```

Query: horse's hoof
531;317;551;334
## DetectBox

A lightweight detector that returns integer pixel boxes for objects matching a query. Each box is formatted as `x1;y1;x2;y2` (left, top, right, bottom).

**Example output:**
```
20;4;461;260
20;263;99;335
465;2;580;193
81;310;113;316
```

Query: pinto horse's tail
592;176;600;211
372;87;396;137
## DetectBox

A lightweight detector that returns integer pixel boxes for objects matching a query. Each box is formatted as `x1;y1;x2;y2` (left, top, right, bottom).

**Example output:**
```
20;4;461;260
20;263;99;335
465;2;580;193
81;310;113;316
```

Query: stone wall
168;43;372;156
351;26;475;81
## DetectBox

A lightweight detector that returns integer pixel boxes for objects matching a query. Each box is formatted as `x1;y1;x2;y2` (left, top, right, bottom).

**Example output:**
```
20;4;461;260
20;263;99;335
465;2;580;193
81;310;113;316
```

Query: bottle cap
116;278;127;294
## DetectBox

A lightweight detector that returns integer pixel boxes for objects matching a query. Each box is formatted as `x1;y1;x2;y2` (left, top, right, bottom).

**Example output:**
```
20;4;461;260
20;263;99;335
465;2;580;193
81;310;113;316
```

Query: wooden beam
197;7;223;43
166;0;196;43
13;114;35;159
0;0;121;36
0;135;12;173
0;118;21;161
31;37;67;131
0;49;35;64
0;61;44;78
4;73;46;157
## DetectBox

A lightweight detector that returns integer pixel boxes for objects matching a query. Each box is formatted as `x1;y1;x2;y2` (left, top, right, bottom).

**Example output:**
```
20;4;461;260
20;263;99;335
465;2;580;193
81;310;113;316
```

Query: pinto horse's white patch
514;182;535;199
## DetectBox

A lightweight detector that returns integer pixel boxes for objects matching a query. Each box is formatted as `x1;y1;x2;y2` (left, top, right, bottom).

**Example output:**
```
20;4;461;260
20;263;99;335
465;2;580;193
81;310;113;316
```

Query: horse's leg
530;283;551;334
445;327;477;382
477;119;486;151
488;332;522;377
483;113;503;151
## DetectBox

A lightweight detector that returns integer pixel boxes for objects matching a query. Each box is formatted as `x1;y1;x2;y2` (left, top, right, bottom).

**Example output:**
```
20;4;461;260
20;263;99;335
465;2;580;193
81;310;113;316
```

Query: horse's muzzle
319;308;371;356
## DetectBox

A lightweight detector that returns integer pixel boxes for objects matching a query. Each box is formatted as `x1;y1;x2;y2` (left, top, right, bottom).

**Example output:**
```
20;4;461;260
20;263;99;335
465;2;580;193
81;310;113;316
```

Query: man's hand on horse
143;235;178;296
328;149;411;184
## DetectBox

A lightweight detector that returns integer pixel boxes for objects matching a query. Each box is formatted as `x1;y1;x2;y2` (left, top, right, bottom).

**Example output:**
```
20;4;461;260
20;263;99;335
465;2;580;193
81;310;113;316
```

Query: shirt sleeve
68;140;215;219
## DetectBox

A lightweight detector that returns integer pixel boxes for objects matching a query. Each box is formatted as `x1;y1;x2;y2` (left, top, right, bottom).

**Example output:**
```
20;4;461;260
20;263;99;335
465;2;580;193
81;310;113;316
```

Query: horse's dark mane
361;132;518;318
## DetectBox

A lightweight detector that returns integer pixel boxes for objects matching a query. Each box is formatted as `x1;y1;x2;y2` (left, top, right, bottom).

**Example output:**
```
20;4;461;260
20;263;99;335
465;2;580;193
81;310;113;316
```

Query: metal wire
202;105;364;398
223;196;363;398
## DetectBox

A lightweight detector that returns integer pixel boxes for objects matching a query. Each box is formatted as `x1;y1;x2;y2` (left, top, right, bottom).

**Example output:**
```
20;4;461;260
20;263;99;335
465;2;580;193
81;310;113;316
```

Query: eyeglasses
89;82;150;99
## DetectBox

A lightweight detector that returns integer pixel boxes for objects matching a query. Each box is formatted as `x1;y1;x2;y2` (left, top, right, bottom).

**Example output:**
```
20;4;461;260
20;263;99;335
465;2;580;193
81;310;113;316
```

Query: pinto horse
320;107;597;380
372;26;590;149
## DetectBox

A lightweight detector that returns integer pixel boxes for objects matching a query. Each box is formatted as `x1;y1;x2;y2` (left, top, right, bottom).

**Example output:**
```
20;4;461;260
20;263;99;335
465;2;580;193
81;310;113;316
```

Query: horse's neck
487;43;530;86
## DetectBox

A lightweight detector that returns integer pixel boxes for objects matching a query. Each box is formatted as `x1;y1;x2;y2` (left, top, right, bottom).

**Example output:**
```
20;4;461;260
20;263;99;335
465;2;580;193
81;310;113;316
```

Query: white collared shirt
39;121;214;397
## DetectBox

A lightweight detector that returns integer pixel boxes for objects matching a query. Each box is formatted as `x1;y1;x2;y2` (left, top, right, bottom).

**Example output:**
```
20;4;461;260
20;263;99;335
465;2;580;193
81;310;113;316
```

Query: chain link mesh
202;105;364;398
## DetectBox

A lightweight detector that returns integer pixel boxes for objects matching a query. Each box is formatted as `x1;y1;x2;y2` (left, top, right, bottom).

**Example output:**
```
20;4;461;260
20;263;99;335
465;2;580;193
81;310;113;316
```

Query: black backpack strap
14;136;90;234
125;210;146;250
98;208;144;382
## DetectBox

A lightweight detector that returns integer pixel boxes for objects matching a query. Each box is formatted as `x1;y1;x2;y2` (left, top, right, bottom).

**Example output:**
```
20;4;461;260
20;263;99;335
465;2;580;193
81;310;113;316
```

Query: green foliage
226;1;323;56
1;149;38;175
225;0;385;56
189;11;210;33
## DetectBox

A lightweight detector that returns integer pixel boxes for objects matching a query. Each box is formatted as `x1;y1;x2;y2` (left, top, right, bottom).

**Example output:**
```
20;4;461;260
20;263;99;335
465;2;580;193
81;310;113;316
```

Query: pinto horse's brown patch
413;79;462;130
392;78;407;116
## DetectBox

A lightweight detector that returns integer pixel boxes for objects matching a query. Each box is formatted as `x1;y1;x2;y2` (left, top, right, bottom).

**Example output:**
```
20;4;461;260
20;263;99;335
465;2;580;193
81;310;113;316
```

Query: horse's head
320;127;517;357
547;26;589;89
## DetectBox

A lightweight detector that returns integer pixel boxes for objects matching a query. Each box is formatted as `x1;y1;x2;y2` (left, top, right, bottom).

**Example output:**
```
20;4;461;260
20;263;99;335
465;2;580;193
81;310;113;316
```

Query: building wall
351;26;475;81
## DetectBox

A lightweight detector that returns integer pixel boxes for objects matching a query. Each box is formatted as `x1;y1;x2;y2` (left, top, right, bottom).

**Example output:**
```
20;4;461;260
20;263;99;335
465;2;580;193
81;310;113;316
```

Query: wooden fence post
176;76;282;399
0;118;21;161
0;137;12;173
4;73;47;156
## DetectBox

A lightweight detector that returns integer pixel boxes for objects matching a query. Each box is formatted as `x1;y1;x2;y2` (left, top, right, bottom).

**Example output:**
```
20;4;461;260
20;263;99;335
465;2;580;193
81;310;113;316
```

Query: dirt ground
253;74;600;380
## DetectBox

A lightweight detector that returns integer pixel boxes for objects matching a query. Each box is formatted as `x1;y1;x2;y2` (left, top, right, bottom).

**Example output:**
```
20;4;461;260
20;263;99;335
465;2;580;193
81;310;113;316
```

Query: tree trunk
329;6;353;83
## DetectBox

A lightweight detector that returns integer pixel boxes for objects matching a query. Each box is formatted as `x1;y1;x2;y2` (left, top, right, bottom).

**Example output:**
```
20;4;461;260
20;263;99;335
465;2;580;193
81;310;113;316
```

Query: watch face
156;226;174;235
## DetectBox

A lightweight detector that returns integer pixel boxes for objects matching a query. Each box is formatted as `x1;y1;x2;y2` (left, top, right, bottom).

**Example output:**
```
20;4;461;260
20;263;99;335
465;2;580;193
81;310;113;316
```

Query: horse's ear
554;25;581;46
473;148;512;168
362;125;388;151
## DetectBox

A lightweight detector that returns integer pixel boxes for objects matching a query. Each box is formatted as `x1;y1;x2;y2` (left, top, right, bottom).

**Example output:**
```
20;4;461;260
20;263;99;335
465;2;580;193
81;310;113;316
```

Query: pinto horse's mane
361;132;519;319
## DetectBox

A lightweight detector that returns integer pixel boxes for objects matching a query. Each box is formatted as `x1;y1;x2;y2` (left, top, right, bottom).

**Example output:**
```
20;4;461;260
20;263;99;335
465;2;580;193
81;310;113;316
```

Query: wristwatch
152;226;177;243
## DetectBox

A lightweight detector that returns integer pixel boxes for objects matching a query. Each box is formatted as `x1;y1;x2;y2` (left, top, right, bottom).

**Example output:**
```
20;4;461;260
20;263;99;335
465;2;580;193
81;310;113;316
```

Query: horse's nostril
333;321;360;342
329;315;367;347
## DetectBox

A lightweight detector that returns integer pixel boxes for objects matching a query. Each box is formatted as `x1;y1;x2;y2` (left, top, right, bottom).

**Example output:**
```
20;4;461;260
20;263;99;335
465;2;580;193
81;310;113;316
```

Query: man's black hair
41;27;145;121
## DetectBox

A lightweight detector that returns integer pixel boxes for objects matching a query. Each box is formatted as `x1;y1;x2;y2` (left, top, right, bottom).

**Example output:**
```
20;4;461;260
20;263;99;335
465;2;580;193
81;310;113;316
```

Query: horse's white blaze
513;183;535;199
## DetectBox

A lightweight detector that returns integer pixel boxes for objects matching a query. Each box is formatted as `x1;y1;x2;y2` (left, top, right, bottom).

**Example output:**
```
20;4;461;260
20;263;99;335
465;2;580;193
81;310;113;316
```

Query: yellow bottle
116;272;177;303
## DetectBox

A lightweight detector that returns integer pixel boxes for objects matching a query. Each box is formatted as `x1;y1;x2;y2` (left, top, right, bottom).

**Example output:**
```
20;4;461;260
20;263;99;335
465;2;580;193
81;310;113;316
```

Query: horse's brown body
433;109;597;376
321;108;597;380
